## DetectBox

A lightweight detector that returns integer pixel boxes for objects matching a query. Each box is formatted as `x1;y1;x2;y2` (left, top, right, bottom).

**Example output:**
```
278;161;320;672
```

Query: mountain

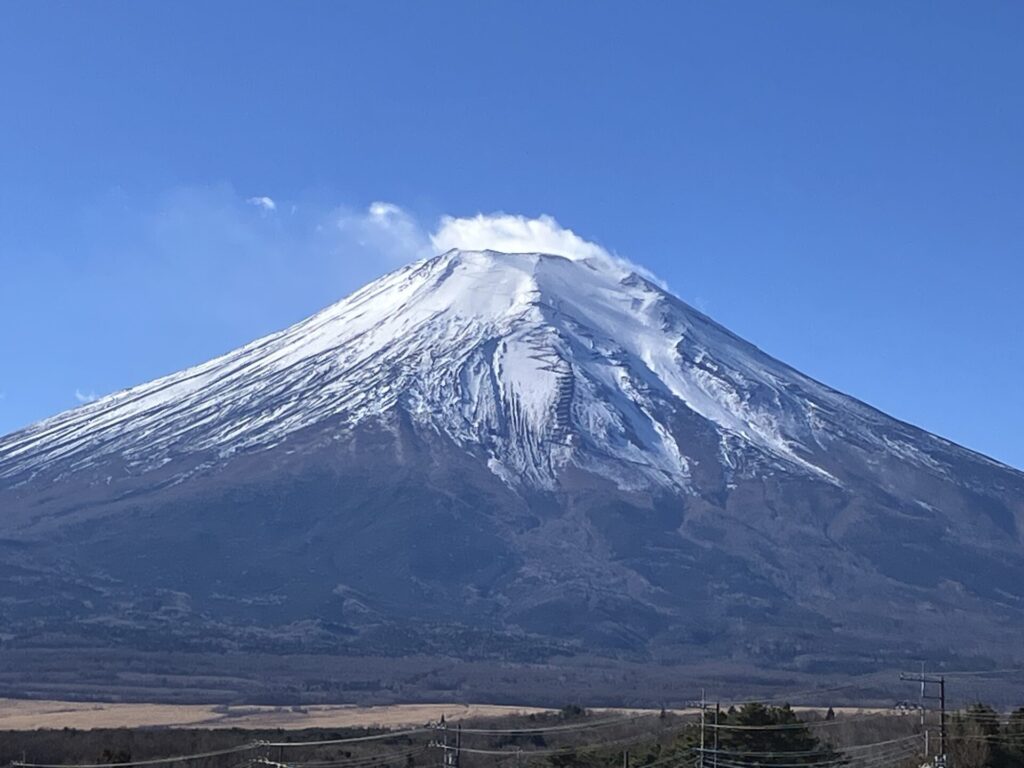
2;249;1023;702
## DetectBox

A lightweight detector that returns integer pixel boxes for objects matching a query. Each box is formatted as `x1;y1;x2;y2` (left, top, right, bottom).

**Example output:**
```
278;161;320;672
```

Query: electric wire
268;747;430;768
453;713;659;735
13;745;260;768
265;729;432;748
701;711;901;731
716;685;860;707
692;734;918;759
7;706;972;768
704;741;918;768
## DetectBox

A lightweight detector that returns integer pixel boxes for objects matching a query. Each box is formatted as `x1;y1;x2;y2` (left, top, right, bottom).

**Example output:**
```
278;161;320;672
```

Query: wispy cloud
368;202;403;218
430;212;608;262
74;389;98;404
246;196;276;212
2;190;664;434
332;201;433;264
155;189;646;285
344;205;659;284
64;188;656;349
343;204;652;278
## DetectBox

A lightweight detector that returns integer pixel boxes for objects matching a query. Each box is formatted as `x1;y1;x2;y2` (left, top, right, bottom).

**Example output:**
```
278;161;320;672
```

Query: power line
701;710;897;731
900;669;947;760
704;741;919;768
717;685;860;707
454;713;659;735
454;729;671;758
693;734;919;759
8;678;976;768
923;667;1024;679
13;745;259;768
265;728;432;748
13;727;437;768
277;747;430;767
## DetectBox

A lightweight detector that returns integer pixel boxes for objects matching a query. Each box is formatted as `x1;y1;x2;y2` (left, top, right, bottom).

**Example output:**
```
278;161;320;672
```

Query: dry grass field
0;699;569;730
0;698;887;731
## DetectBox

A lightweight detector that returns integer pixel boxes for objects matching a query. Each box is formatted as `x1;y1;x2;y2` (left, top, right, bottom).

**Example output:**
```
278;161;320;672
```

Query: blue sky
1;2;1022;468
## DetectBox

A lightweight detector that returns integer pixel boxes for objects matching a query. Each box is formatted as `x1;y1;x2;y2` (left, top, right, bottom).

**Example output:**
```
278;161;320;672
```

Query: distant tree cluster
541;703;851;768
665;703;846;767
950;704;1024;768
8;702;1024;768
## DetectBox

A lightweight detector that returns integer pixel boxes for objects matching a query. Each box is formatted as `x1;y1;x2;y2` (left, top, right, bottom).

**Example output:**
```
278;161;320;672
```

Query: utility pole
685;689;716;768
432;715;460;768
900;669;947;766
713;701;720;768
441;713;447;758
700;689;706;768
939;677;947;760
445;723;461;768
922;663;929;758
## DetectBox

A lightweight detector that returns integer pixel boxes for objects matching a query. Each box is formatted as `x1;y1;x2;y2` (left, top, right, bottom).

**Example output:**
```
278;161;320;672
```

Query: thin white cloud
246;196;277;212
334;201;433;264
368;201;404;219
427;211;662;284
74;389;98;404
330;205;617;266
330;204;659;283
7;193;664;435
430;213;608;261
101;189;657;319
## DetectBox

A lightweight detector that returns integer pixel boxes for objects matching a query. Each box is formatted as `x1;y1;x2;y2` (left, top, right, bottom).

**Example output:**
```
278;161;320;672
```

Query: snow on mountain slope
5;247;1024;688
0;249;990;492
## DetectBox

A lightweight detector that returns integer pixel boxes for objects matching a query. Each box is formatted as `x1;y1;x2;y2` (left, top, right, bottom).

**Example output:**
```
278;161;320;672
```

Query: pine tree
1008;707;1024;765
667;702;846;766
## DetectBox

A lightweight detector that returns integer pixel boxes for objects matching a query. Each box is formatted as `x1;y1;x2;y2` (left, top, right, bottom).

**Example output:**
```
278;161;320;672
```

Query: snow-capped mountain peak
0;249;976;492
4;249;1024;686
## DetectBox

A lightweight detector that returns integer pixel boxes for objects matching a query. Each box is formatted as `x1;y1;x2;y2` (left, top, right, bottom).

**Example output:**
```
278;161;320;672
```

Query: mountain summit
2;249;991;494
2;250;1023;698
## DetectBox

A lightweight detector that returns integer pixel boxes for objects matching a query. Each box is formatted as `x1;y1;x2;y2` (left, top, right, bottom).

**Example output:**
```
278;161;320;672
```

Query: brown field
0;699;566;730
0;698;889;732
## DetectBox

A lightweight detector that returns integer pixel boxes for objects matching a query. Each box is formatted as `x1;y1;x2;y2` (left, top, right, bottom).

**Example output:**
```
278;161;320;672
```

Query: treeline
4;702;1024;768
0;726;410;767
949;704;1024;768
535;703;850;768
